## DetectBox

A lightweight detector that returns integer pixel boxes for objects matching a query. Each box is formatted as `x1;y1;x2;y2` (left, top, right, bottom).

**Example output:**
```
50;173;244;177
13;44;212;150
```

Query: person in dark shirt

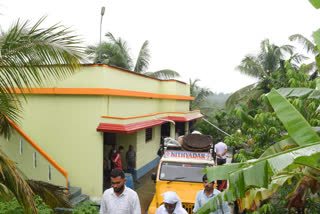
126;145;136;180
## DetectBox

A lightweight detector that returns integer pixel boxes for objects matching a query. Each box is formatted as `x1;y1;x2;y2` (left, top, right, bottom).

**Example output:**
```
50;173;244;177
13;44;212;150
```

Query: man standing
193;174;229;214
100;169;141;214
112;146;124;170
156;191;187;214
214;141;228;190
126;145;136;180
214;141;228;165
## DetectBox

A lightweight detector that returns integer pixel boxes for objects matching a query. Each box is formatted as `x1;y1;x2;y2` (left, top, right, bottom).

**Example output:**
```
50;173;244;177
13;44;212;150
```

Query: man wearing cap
193;174;229;214
156;191;187;214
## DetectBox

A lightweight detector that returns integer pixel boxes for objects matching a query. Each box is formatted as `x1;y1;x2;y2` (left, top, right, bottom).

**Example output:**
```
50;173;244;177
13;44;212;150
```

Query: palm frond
191;87;212;108
0;17;83;95
0;95;21;138
236;56;267;79
84;45;97;60
289;34;317;55
289;53;309;64
105;32;133;69
279;44;295;56
0;151;36;213
145;69;180;80
27;180;72;209
189;78;200;97
225;83;260;110
134;40;150;73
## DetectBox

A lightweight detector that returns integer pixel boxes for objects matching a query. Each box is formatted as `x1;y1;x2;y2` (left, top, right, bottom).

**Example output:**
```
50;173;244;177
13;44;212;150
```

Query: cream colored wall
108;96;160;118
158;100;190;113
136;127;160;169
17;95;107;198
46;66;190;96
0;131;66;187
160;81;190;96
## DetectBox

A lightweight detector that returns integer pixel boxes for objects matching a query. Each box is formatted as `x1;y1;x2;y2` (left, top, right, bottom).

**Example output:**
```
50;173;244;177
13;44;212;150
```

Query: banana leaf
260;137;298;158
260;126;320;158
196;149;320;214
195;188;234;214
314;28;320;48
199;88;320;213
239;174;294;212
277;87;320;100
309;0;320;9
203;163;244;182
206;143;320;199
267;89;320;146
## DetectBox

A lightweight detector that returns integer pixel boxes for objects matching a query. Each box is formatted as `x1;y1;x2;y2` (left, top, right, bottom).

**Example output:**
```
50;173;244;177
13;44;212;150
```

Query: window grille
145;128;153;142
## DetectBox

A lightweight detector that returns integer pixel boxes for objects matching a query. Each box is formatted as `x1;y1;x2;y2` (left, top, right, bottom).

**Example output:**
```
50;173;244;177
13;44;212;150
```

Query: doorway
161;123;171;142
175;122;185;137
103;132;116;191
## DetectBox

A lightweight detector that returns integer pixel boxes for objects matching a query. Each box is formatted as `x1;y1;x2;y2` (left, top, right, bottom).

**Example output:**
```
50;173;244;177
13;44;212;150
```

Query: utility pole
99;6;106;64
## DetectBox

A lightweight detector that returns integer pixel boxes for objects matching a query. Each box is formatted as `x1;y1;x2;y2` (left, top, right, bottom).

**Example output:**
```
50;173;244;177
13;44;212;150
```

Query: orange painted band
12;88;194;101
101;110;200;120
84;64;188;85
7;118;68;188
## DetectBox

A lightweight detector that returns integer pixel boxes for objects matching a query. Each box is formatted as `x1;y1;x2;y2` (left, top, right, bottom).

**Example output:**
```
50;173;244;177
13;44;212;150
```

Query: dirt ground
135;167;157;214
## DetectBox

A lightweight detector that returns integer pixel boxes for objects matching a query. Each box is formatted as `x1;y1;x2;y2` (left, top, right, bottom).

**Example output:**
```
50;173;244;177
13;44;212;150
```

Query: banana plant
195;89;320;214
309;0;320;9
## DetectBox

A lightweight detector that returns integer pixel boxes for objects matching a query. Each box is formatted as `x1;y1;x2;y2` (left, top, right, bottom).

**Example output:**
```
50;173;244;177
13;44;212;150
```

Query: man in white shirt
214;141;227;166
100;169;141;214
214;141;228;191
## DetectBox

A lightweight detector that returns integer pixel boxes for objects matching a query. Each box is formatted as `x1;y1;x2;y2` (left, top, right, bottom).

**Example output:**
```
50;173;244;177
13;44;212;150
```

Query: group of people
104;144;136;189
100;169;229;214
100;141;229;214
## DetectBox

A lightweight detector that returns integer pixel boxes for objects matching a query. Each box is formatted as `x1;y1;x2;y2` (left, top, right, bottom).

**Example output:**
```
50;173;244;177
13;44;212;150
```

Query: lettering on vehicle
165;151;209;160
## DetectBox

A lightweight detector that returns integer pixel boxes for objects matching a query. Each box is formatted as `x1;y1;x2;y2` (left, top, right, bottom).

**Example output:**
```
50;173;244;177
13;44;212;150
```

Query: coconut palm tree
0;17;83;213
225;39;301;110
189;78;213;111
86;32;180;80
289;33;320;79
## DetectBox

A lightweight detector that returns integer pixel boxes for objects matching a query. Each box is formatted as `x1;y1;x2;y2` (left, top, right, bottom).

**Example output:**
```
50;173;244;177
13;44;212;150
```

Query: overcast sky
1;0;320;93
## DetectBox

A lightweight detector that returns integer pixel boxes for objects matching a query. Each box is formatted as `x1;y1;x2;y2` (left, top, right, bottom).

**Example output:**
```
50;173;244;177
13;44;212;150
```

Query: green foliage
72;201;99;214
197;88;320;214
0;196;53;214
0;197;100;214
86;32;179;80
195;109;241;143
189;79;213;111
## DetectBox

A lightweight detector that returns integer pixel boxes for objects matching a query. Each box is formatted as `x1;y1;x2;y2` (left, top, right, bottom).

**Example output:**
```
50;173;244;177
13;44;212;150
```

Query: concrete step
68;186;82;200
54;186;90;212
71;194;90;207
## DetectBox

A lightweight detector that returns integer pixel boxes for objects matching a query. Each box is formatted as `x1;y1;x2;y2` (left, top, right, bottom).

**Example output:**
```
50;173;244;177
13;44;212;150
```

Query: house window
146;128;153;142
48;166;51;181
33;152;37;168
20;139;23;154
